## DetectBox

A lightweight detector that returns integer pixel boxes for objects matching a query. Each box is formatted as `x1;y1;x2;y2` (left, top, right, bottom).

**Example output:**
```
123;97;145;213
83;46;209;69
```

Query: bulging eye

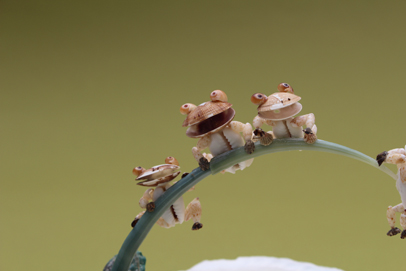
165;156;179;166
133;166;144;176
180;103;196;115
277;83;294;93
210;90;228;102
251;93;267;105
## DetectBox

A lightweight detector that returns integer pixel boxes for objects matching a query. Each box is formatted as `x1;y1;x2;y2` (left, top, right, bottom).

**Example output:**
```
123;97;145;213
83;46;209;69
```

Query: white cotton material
183;256;344;271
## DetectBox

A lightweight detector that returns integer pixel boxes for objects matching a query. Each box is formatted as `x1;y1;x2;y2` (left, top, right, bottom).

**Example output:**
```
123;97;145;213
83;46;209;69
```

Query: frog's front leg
139;188;155;212
229;121;255;154
131;210;172;228
202;153;213;162
131;210;146;227
376;149;406;166
252;116;274;146
376;149;406;183
290;113;317;144
192;135;211;171
386;203;406;238
185;198;203;230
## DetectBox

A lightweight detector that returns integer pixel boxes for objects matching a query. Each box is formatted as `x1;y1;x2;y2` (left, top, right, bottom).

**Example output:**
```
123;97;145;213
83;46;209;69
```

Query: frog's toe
387;227;401;236
198;157;210;171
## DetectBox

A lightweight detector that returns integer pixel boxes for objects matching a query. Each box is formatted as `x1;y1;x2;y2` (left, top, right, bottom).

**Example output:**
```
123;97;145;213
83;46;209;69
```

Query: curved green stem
111;139;396;271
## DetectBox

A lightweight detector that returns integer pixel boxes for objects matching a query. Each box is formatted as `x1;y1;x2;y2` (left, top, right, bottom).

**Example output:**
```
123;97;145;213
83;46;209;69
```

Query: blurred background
1;1;406;270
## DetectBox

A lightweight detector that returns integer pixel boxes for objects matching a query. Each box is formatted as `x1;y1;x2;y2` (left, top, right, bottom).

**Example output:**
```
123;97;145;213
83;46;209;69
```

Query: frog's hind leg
376;148;406;166
252;116;274;146
290;113;317;144
229;121;256;154
401;212;406;239
202;153;213;162
386;203;406;237
192;135;212;171
185;198;203;230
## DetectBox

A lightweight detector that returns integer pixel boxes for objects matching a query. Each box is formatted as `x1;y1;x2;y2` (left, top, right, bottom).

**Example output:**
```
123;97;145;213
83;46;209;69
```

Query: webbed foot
253;128;273;146
181;172;189;178
401;230;406;239
192;222;203;230
131;218;139;228
198;157;210;171
387;227;401;236
303;128;317;144
244;139;255;154
146;202;155;212
376;151;388;166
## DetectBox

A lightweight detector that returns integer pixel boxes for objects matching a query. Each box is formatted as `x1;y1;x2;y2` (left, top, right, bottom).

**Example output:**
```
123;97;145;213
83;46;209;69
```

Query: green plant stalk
111;139;396;271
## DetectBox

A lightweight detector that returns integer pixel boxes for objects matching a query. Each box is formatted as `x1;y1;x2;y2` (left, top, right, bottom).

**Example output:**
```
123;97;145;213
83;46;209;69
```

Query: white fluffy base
183;256;344;271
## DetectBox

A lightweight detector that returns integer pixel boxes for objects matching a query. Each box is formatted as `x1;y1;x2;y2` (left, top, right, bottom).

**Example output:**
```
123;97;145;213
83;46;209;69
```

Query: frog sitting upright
250;83;317;146
180;90;255;173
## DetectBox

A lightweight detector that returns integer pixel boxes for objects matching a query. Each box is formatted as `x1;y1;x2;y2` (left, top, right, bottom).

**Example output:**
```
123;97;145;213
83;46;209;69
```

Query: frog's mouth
186;108;235;138
137;171;181;187
258;102;302;121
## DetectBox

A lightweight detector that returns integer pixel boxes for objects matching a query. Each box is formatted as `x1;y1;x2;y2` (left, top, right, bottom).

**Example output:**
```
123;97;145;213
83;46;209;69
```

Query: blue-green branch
111;139;396;271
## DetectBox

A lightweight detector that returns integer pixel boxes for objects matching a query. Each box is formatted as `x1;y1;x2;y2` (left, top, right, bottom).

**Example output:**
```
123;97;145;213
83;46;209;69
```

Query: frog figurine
250;83;317;146
180;90;255;173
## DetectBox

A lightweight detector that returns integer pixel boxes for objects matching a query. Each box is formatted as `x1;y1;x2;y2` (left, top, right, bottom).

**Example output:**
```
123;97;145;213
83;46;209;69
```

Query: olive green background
1;1;406;270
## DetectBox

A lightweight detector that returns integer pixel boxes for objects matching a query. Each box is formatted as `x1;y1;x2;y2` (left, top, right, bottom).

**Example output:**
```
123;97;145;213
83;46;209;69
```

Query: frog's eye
133;166;145;177
251;93;268;105
210;90;228;102
165;156;179;166
180;103;197;115
277;83;294;93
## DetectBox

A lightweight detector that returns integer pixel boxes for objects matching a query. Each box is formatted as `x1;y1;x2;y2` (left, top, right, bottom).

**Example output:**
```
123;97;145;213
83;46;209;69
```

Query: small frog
250;83;317;146
132;157;203;230
180;90;255;173
377;146;406;238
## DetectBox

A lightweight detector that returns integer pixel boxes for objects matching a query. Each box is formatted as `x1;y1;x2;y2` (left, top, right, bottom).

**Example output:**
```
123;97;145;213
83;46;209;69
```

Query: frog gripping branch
250;83;317;146
131;157;203;231
110;82;403;271
180;90;255;173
